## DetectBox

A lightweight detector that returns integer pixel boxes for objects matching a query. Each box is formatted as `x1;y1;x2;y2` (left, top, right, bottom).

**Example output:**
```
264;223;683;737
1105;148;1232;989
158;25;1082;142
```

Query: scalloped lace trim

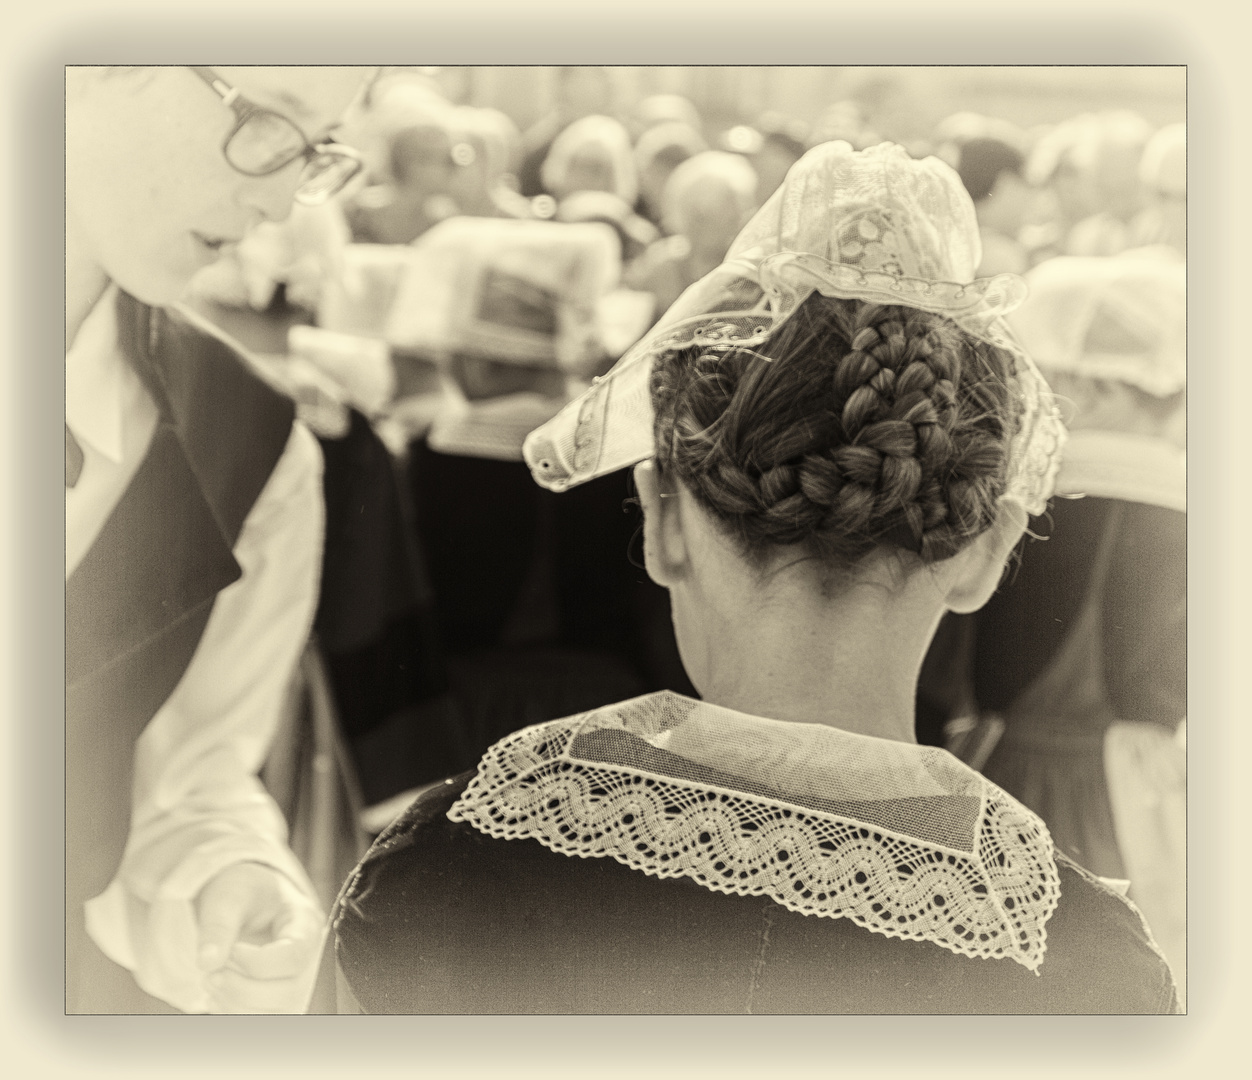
448;695;1062;972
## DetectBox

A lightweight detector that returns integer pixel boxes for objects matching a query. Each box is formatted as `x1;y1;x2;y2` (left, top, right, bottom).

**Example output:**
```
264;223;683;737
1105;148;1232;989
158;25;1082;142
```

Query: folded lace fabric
449;691;1061;972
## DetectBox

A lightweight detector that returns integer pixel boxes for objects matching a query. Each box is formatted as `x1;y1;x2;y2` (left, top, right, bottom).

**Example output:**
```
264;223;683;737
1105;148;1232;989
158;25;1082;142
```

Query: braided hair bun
650;294;1022;568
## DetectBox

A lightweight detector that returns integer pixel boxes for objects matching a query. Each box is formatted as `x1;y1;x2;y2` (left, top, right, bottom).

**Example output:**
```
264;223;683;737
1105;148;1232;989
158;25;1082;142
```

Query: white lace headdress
522;140;1065;516
449;692;1062;971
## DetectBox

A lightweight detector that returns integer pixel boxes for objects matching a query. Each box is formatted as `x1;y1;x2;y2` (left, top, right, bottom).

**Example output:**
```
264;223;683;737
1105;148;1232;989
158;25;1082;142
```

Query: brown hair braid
650;294;1022;572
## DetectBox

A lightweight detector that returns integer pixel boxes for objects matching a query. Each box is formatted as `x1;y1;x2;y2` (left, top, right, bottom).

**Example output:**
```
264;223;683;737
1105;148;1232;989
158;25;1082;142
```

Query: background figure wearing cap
445;106;534;221
539;114;639;212
632;120;709;230
66;65;370;1013
626;92;703;142
749;111;810;205
625;150;758;325
953;136;1039;277
933;254;1186;997
808;100;882;152
518;66;619;198
1023;114;1102;262
1127;123;1186;260
343;83;461;245
1030;111;1154;259
329;142;1178;1014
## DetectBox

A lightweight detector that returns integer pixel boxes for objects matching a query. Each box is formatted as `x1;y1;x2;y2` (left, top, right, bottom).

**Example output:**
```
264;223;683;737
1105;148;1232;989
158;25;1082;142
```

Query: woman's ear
943;502;1029;614
632;459;690;589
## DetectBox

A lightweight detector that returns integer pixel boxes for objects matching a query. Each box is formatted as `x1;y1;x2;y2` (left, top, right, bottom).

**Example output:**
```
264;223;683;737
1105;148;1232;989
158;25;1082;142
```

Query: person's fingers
229;921;323;980
197;864;287;971
206;967;315;1014
196;878;256;973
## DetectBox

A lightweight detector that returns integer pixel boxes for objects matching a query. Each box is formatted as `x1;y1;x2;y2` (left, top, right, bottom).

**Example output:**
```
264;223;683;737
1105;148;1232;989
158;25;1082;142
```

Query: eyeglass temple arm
188;66;240;107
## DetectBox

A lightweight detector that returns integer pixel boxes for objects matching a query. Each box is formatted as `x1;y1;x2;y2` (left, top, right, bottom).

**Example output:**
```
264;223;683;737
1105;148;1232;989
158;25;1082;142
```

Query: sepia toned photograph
62;62;1186;1021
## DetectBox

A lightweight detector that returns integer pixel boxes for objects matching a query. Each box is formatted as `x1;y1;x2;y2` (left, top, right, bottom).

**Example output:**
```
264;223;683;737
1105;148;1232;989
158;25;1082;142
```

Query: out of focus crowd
183;67;1186;998
192;67;1185;338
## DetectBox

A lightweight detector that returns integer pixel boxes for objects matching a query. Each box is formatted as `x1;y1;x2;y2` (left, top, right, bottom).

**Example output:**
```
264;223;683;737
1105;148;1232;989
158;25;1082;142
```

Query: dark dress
975;496;1186;879
331;773;1179;1014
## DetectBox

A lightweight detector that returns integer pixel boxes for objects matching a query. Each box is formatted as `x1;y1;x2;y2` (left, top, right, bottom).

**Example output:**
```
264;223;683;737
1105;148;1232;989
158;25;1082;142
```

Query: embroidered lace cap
1007;255;1186;397
523;140;1065;516
449;691;1061;971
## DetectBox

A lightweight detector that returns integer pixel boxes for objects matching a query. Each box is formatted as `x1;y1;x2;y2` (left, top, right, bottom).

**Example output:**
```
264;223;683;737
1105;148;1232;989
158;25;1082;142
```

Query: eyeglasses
189;66;363;206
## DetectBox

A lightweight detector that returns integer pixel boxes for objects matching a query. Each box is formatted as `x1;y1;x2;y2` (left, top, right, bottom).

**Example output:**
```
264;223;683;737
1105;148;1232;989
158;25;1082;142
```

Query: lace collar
448;691;1061;972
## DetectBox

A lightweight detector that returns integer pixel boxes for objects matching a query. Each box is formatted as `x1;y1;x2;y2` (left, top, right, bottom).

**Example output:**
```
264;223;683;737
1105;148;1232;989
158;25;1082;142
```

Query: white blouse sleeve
83;421;327;1013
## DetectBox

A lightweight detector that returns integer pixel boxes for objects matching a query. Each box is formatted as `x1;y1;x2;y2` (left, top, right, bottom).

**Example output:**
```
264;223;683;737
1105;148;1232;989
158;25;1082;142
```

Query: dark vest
66;290;294;1005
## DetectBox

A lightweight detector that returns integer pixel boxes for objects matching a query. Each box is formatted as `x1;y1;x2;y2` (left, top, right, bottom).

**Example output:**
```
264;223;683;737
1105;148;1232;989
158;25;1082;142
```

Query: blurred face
678;184;747;261
752;144;800;205
1049;161;1098;225
1096;142;1147;220
392;126;456;192
66;66;366;306
446;138;491;211
564;146;618;197
982;171;1038;236
640;159;680;217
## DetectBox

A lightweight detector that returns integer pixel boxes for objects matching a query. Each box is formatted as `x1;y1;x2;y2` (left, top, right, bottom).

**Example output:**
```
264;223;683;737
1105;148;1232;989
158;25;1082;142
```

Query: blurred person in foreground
329;141;1178;1014
626;149;758;324
66;65;371;1013
952;254;1186;995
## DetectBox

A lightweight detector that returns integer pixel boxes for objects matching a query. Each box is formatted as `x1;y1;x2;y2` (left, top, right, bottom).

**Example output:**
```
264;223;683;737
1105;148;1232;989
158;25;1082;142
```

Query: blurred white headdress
1139;122;1186;199
1008;255;1185;397
383;216;622;461
523;140;1065;516
386;216;621;372
541;114;638;206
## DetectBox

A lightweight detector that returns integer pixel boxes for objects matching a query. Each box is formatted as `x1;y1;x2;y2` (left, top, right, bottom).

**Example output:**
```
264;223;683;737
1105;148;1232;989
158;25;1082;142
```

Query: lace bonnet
523;140;1065;516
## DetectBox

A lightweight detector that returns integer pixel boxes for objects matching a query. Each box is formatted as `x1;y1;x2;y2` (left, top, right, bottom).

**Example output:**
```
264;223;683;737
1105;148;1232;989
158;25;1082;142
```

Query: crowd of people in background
190;67;1186;327
180;66;1186;1008
196;67;1186;337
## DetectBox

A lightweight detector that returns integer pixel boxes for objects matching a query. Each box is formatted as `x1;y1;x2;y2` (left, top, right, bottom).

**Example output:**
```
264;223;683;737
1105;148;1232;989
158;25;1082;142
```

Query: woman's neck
680;557;945;744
